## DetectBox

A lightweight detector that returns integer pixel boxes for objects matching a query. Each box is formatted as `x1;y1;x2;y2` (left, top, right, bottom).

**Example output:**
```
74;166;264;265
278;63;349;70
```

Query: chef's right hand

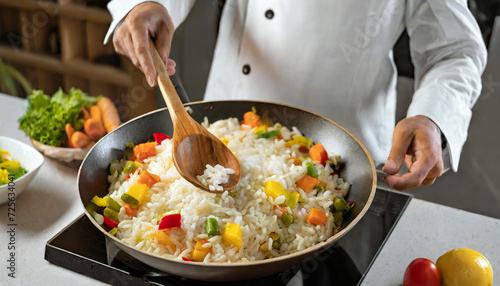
112;2;176;87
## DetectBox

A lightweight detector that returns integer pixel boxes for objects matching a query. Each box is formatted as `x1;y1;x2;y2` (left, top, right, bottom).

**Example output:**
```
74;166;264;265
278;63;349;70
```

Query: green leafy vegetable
18;88;100;146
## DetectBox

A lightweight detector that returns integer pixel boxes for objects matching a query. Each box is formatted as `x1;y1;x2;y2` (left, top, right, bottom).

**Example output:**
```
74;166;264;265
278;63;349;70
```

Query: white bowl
0;136;44;205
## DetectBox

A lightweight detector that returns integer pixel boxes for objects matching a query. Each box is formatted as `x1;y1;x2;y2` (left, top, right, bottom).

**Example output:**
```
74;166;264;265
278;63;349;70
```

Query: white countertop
0;93;498;286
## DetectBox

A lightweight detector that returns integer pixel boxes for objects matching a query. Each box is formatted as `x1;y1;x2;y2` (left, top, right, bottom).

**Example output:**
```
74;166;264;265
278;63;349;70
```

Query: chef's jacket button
242;64;251;75
265;9;274;19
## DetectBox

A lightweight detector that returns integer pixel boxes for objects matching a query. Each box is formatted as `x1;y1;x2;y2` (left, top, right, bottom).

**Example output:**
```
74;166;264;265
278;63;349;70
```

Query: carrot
97;97;121;133
80;107;91;121
296;175;319;192
71;131;90;148
84;118;106;141
134;142;157;161
289;157;301;166
273;205;287;219
123;203;138;217
307;208;328;226
65;123;75;147
138;170;161;187
242;111;262;128
309;143;329;165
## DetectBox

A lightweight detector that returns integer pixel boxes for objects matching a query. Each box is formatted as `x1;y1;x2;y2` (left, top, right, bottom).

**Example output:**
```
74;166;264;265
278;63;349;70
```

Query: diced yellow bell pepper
265;180;292;203
221;138;229;145
192;239;211;261
286;191;301;209
265;180;289;200
0;169;9;185
253;125;268;135
285;136;313;148
126;183;148;205
147;230;176;251
222;223;242;249
91;195;108;207
0;160;20;169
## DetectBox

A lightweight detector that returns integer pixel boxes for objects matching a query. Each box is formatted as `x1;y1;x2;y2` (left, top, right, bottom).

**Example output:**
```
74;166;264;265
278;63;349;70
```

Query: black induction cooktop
45;188;411;286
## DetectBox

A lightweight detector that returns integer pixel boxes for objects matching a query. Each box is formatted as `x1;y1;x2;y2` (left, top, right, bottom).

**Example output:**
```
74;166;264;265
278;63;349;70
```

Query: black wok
78;100;376;281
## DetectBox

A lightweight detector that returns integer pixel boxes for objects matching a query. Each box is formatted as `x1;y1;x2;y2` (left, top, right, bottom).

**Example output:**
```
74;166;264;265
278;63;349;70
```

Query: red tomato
403;258;441;286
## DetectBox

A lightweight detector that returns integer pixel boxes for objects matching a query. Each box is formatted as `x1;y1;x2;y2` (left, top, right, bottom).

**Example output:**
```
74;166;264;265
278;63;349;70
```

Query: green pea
281;212;294;226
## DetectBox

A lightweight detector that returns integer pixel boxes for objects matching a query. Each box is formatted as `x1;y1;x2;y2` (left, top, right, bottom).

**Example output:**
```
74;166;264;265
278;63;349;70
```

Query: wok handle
170;73;190;104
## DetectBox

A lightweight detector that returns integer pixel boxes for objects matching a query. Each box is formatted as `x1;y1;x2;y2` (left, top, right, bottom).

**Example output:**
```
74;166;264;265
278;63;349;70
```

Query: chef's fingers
421;177;436;186
124;35;143;73
385;117;444;190
152;21;174;67
382;120;413;175
384;150;437;190
130;26;156;87
166;59;176;76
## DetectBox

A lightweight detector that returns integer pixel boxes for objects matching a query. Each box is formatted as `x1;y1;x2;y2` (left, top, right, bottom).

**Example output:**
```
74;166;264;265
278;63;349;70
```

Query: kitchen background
0;0;499;218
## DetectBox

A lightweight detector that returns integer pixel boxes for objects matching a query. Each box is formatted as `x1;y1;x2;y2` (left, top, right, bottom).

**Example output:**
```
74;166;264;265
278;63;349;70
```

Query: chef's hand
112;2;176;87
382;116;444;191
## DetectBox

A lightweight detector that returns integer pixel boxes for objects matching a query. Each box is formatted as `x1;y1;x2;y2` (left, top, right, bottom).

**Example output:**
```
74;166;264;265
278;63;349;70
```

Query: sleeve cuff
407;86;472;172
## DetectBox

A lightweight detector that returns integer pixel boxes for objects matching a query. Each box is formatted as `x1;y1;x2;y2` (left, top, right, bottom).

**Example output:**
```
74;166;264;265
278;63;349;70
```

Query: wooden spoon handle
148;38;189;124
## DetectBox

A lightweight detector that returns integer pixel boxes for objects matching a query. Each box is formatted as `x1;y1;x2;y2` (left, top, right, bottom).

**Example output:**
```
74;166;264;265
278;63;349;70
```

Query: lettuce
18;88;100;147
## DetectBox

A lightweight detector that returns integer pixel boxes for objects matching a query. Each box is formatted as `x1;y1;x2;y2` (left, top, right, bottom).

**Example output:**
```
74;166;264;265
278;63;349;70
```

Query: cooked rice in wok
104;117;350;262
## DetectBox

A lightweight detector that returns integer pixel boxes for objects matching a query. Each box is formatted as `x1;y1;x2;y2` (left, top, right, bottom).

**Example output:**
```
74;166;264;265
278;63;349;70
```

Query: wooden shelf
0;0;111;24
0;45;132;87
0;0;158;120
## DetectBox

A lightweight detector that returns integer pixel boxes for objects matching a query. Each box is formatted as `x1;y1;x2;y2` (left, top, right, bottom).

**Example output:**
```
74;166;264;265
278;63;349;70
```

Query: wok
78;100;376;281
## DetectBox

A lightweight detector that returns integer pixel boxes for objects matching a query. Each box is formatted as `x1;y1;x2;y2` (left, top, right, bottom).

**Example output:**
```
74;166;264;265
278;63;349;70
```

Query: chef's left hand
382;115;444;191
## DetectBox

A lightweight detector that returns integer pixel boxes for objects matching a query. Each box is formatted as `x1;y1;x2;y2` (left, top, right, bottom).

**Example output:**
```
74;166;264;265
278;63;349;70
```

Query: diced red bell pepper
182;257;195;262
298;146;309;154
153;133;171;145
159;214;181;230
103;215;119;228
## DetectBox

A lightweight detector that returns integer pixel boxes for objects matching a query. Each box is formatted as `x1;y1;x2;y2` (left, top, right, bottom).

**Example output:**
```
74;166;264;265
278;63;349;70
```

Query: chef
104;0;487;191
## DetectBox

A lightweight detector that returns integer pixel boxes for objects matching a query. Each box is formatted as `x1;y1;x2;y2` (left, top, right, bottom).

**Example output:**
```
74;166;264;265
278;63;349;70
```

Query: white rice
108;117;349;262
197;164;235;191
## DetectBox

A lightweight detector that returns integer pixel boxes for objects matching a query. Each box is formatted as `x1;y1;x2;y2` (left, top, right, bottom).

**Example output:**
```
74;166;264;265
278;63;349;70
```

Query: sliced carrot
71;131;90;148
309;143;328;165
97;97;121;133
84;118;106;141
134;142;157;161
139;170;161;187
242;111;262;128
296;175;319;192
307;207;328;226
123;203;138;217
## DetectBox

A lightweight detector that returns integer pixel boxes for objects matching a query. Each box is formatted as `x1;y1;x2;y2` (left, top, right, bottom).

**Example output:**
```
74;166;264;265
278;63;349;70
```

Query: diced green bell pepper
206;218;219;237
106;196;121;212
123;161;138;174
258;130;280;139
306;162;318;178
121;193;139;208
103;207;119;222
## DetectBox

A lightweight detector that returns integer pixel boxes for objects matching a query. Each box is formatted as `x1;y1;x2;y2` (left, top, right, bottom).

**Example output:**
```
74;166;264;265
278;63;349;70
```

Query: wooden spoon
148;39;240;193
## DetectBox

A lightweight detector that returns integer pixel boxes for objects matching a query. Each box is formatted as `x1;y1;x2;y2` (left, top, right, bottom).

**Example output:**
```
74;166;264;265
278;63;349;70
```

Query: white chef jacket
105;0;487;171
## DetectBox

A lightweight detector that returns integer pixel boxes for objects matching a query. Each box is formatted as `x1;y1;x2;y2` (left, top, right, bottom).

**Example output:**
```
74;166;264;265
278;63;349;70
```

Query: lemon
436;248;493;286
